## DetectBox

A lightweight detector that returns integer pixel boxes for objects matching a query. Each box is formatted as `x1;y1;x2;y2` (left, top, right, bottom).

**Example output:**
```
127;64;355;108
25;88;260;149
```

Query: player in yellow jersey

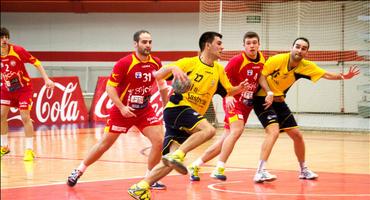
128;31;249;200
188;31;273;181
252;37;360;183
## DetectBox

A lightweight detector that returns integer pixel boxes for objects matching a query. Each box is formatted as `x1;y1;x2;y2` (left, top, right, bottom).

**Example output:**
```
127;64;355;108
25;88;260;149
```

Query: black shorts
253;96;298;132
162;106;205;155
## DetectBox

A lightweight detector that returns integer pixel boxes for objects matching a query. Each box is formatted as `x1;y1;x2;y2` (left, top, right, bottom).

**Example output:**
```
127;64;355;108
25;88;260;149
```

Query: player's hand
225;96;236;111
119;106;136;118
342;65;360;79
45;78;55;90
263;93;273;110
171;67;188;82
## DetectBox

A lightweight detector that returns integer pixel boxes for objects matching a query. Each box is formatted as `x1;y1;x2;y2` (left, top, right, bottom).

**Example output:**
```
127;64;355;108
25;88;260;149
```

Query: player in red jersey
67;30;168;190
188;32;273;181
0;27;55;161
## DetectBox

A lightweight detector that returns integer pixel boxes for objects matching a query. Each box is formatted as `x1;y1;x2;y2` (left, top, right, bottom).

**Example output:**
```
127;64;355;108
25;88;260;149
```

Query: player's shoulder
150;55;161;64
11;44;27;52
116;53;134;65
230;52;244;63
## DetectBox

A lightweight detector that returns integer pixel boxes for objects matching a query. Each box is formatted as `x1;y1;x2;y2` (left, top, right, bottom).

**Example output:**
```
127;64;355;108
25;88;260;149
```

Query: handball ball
172;78;191;93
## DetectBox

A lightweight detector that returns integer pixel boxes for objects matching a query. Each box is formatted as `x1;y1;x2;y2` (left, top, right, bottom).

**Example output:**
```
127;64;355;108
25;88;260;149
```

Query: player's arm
156;79;169;107
153;65;187;82
322;65;360;80
258;75;273;109
106;84;136;118
35;63;55;89
20;47;54;89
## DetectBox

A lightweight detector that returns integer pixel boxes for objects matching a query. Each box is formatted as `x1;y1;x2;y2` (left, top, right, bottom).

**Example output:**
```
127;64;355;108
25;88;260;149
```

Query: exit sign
246;16;261;23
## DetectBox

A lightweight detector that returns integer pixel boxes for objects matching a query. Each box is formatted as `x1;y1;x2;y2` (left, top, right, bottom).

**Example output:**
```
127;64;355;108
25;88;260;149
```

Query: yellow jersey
256;53;326;97
165;56;233;115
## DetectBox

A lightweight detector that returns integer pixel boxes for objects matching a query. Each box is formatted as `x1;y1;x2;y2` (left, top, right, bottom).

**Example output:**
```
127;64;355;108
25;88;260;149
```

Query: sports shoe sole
299;176;318;180
127;190;141;200
162;157;188;175
210;174;227;181
254;176;277;183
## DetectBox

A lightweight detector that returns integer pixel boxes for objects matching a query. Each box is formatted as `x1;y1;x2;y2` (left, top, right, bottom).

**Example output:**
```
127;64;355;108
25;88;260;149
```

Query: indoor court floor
1;124;369;200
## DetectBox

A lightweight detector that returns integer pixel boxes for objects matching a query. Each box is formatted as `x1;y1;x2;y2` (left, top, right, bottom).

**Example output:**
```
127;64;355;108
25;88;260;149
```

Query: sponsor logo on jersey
135;72;142;79
247;70;253;76
10;60;17;67
111;125;127;132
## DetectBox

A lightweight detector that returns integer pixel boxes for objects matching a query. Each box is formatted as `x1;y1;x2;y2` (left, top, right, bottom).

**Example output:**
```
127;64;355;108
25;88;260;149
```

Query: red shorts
105;105;162;134
0;88;33;110
223;99;253;130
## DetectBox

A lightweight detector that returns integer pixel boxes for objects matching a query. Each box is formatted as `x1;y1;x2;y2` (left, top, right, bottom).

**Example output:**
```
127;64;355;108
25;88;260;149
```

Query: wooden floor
1;125;369;200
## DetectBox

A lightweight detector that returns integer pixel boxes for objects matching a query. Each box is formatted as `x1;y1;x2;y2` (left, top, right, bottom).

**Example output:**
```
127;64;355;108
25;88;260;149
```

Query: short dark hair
199;31;223;52
1;27;10;38
243;31;260;43
133;30;150;42
293;37;310;49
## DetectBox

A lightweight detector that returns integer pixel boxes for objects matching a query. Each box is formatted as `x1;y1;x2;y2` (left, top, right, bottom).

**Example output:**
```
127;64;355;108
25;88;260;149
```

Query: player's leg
20;109;35;161
128;136;182;200
162;119;216;175
141;125;164;172
141;124;166;190
18;89;35;161
211;119;244;181
67;131;120;187
253;97;279;183
188;132;227;181
0;105;10;157
285;128;318;180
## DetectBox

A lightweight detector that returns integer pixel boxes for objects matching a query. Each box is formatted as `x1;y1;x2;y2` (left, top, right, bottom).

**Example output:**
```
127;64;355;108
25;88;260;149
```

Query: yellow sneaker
162;150;187;175
128;181;151;200
0;146;10;157
23;149;35;161
210;167;227;181
188;165;200;181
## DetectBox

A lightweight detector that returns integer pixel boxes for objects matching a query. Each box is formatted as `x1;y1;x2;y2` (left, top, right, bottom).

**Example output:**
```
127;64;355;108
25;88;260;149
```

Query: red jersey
107;53;162;111
225;51;265;101
1;44;41;92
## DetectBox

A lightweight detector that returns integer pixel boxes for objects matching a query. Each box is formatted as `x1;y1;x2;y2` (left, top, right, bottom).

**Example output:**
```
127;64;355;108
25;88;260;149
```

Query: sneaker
0;146;10;157
188;165;200;181
67;169;83;187
162;154;188;175
210;167;227;181
128;183;151;200
299;168;318;180
150;181;166;190
253;170;277;183
23;149;35;161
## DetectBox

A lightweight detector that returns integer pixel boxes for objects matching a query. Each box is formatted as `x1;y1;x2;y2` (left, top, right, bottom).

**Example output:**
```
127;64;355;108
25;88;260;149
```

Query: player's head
291;37;310;62
133;30;152;57
1;27;10;48
199;31;223;59
243;31;260;58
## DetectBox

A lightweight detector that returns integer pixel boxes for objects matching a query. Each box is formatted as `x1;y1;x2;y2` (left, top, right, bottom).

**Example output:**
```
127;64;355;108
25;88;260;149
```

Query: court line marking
1;173;183;190
208;181;370;197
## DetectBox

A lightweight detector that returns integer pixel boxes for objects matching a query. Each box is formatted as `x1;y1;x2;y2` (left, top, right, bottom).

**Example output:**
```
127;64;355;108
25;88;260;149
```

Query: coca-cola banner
90;77;170;122
7;77;89;126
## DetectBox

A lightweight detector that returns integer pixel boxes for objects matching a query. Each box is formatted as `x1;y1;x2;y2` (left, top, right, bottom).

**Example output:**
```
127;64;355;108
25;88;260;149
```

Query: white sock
299;162;307;171
193;158;204;167
25;137;33;150
257;160;266;172
1;135;8;146
216;161;225;168
77;162;87;173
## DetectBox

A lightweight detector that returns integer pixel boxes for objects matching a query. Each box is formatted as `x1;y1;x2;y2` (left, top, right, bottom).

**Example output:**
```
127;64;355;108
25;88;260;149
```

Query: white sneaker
253;170;277;183
299;168;318;180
